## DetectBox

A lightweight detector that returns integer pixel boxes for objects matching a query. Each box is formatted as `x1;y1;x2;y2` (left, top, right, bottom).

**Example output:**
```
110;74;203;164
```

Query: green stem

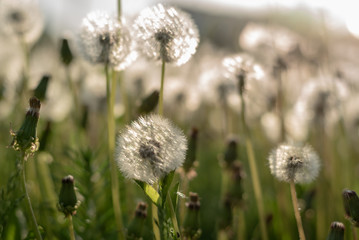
20;36;30;97
158;59;166;116
166;192;181;239
276;69;285;142
290;181;306;240
65;66;79;120
240;93;268;240
117;0;121;19
105;64;125;240
20;152;43;240
151;182;161;240
179;176;189;224
67;215;76;240
118;71;130;123
353;224;358;240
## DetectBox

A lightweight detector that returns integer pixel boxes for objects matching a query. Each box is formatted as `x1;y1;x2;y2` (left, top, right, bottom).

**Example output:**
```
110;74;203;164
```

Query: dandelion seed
133;3;199;66
287;78;350;140
116;114;187;185
268;143;320;183
0;0;44;44
80;11;136;70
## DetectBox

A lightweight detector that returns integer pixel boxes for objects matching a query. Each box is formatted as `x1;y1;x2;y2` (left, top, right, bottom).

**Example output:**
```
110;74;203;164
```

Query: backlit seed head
133;3;199;65
116;114;187;185
268;143;320;183
80;11;136;70
222;54;265;96
0;0;44;44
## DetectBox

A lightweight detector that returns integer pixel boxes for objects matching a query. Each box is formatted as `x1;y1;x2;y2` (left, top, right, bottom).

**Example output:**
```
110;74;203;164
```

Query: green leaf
170;182;180;211
161;170;175;206
135;180;162;205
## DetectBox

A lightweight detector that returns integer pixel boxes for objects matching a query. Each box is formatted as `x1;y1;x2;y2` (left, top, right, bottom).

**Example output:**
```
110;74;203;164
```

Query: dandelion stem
240;93;268;240
166;192;181;239
158;59;166;116
151;182;161;240
105;64;125;240
117;0;121;19
20;36;30;98
67;215;76;240
352;224;358;240
290;181;306;240
245;139;268;240
118;71;130;123
20;152;43;240
65;66;80;122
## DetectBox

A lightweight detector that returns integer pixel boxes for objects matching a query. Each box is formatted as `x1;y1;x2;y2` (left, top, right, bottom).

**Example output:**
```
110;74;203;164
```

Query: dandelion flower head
239;23;299;54
288;78;350;139
80;11;136;70
0;0;44;44
133;4;199;66
116;114;187;185
268;143;320;183
222;54;265;95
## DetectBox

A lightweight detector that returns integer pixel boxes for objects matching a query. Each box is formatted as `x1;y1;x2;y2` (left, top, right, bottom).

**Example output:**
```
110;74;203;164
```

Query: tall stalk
105;64;124;239
20;152;43;240
290;181;306;240
67;215;76;240
240;93;268;240
158;59;166;116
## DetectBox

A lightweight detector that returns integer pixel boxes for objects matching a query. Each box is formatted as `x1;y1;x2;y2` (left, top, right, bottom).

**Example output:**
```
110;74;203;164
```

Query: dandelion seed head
0;0;44;44
268;143;320;183
116;114;187;185
222;54;265;94
239;22;299;54
133;4;199;66
289;78;350;138
80;11;136;70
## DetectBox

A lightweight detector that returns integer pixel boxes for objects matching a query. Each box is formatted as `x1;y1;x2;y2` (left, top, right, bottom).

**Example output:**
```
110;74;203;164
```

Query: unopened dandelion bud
342;189;359;226
182;192;201;239
33;74;51;101
326;222;345;240
127;202;148;239
60;38;73;66
183;127;199;173
223;136;238;168
138;90;159;114
218;195;233;230
268;143;321;183
228;161;245;205
58;175;79;216
10;97;41;154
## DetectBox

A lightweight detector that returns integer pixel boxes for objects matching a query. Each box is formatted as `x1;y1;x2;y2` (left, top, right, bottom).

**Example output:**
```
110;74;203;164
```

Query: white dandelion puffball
0;0;44;44
116;114;187;185
222;54;266;95
268;143;320;184
80;11;136;70
133;3;199;66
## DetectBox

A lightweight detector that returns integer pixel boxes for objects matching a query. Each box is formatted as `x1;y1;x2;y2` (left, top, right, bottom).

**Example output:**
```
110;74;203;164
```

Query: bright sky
38;0;359;38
